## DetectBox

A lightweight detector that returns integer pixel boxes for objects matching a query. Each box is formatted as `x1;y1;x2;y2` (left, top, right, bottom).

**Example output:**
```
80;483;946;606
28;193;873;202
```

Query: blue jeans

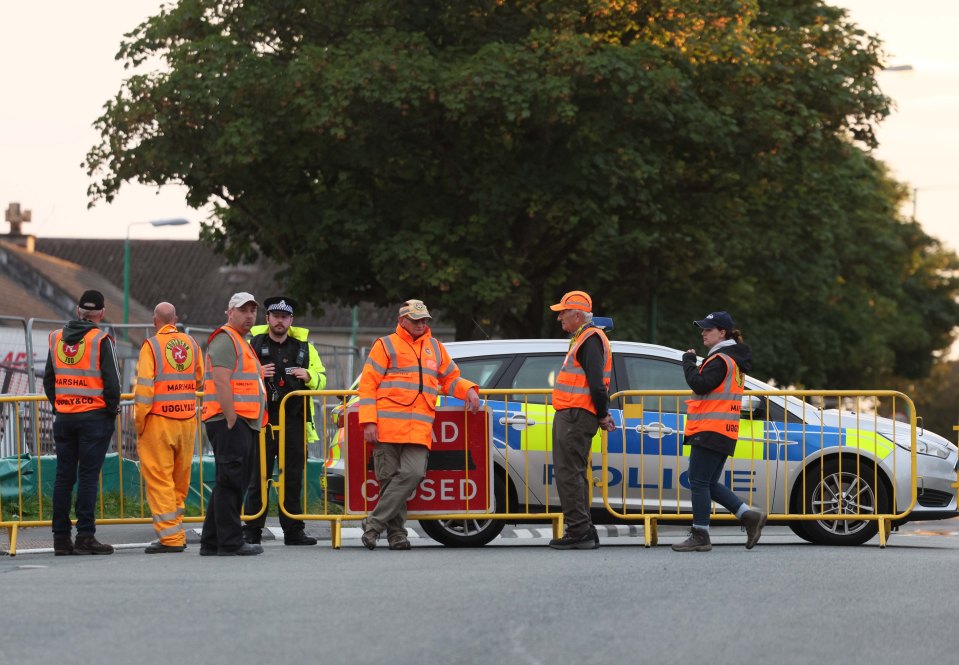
52;417;115;536
688;445;745;528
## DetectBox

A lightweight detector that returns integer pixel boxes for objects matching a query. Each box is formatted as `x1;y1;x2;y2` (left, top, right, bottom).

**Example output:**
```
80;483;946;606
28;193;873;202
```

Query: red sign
344;406;492;515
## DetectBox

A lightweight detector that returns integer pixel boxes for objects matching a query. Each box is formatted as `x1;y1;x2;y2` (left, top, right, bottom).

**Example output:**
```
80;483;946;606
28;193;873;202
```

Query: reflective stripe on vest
200;326;267;425
360;330;472;448
49;328;108;413
684;353;744;439
372;335;443;411
141;332;200;419
552;327;612;415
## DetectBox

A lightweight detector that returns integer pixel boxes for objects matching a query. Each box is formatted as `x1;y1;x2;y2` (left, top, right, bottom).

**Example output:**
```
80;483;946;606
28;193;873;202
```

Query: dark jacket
681;342;752;456
43;319;121;419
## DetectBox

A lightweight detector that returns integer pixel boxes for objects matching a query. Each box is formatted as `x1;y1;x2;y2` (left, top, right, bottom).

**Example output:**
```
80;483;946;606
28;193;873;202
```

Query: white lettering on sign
361;479;379;501
362;478;478;503
430;421;460;444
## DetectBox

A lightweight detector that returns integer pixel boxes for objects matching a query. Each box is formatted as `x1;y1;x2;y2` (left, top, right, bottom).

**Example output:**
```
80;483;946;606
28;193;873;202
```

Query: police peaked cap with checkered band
264;297;297;315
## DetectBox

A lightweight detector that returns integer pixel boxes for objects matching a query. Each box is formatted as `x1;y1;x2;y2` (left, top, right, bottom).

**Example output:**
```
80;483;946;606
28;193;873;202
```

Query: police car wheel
801;458;889;546
786;522;816;544
419;474;507;547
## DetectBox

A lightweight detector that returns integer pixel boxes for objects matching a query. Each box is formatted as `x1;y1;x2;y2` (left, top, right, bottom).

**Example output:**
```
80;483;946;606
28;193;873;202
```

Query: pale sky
1;1;957;249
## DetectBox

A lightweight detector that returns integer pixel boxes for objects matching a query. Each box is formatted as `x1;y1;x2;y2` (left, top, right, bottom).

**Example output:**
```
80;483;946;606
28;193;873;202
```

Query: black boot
74;534;114;555
53;535;74;556
284;531;317;546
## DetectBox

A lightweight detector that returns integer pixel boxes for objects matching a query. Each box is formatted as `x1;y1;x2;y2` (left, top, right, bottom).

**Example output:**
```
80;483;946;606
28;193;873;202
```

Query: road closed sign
344;406;492;515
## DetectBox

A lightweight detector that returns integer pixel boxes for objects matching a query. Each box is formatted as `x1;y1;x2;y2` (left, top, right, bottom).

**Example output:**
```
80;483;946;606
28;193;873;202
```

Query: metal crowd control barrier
602;390;918;549
2;388;931;553
0;393;269;556
275;389;565;549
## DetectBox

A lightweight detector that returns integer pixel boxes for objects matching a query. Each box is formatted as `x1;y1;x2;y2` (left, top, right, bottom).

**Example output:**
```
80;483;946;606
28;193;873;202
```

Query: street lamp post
124;218;189;327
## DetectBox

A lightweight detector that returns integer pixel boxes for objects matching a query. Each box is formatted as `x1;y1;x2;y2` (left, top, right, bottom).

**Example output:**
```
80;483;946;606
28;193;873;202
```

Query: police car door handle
500;415;536;429
635;422;675;437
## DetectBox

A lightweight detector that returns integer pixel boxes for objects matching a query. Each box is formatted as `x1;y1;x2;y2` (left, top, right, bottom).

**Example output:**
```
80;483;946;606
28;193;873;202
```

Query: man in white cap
198;292;268;556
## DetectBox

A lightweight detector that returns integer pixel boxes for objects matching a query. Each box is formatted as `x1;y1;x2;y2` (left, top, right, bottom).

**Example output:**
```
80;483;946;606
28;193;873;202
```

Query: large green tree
87;0;959;387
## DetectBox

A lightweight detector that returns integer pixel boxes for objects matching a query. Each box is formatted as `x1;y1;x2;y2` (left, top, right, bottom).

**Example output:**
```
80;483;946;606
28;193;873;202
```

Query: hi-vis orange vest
136;327;201;419
358;325;477;448
684;353;744;439
553;326;612;414
201;325;267;426
48;327;110;413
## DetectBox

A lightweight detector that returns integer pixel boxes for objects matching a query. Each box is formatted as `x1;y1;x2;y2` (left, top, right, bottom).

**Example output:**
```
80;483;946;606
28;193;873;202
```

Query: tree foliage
87;0;959;387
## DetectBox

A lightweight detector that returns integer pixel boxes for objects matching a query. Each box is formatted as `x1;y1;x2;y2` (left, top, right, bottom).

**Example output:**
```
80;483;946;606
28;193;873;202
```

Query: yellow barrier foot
552;515;564;540
7;525;18;556
644;517;658;548
878;518;891;548
331;519;342;550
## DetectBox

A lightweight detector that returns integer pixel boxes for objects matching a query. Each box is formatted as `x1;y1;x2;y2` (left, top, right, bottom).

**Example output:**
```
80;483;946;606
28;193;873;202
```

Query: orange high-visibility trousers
138;415;196;546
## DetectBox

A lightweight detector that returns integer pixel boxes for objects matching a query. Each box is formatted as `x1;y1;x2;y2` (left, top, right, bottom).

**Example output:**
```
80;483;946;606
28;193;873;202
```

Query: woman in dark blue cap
672;311;767;552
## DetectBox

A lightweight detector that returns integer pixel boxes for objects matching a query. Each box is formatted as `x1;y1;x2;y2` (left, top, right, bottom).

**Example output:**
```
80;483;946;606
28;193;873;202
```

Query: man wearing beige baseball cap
357;299;481;549
198;292;268;555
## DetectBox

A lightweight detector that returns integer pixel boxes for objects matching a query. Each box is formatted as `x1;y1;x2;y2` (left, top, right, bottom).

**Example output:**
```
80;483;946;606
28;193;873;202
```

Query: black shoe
740;510;767;550
218;543;263;556
243;530;262;545
145;542;186;554
284;532;317;546
548;531;599;550
590;526;600;546
199;546;218;556
53;536;74;556
672;528;712;552
74;534;114;555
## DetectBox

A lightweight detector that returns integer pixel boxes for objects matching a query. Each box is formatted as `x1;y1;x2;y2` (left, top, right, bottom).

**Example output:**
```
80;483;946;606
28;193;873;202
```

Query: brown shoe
671;528;712;552
388;535;412;550
740;510;767;550
360;519;378;550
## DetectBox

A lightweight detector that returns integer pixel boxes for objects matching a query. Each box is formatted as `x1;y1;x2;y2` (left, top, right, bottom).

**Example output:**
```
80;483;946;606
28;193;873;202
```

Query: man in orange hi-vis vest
42;289;121;556
199;292;267;556
547;291;616;550
134;302;203;554
358;299;481;550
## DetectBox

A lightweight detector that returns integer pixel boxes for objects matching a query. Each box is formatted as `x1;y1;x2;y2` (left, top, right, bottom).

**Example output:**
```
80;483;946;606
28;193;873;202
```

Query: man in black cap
243;296;327;546
42;290;121;555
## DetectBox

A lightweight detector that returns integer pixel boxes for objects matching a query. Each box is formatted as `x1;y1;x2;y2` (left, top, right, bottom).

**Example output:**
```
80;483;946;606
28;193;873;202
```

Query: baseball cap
693;311;735;330
549;290;592;312
77;290;105;310
399;299;432;320
227;292;259;309
264;296;296;315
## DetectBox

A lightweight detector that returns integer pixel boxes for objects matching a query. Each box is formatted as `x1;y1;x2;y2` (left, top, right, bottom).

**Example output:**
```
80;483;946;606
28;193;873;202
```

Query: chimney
5;202;36;252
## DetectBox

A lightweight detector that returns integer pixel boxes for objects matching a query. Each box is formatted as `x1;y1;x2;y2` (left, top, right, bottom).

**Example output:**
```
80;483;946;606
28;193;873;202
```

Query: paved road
3;522;959;665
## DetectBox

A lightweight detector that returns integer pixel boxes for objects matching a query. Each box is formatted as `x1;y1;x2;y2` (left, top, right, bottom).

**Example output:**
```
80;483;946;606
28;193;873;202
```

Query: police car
327;339;959;547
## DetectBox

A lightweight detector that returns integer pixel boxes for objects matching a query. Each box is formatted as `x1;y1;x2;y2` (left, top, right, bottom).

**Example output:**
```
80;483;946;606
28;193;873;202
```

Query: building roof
34;238;400;330
0;270;63;321
0;239;153;325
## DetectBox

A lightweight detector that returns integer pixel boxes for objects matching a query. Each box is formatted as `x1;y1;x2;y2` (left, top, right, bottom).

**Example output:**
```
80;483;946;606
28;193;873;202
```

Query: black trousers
51;416;114;537
201;419;255;553
243;420;306;535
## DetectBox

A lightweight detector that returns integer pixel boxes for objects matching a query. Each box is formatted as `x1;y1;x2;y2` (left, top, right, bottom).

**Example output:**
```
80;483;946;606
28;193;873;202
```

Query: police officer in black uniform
242;297;325;546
